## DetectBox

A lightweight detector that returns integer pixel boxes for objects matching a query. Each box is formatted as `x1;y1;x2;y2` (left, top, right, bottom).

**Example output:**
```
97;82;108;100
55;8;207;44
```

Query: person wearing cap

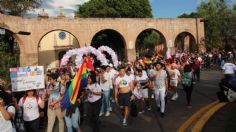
152;62;168;117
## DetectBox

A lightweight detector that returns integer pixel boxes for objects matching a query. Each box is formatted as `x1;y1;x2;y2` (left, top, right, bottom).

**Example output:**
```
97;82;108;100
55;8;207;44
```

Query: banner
10;66;45;92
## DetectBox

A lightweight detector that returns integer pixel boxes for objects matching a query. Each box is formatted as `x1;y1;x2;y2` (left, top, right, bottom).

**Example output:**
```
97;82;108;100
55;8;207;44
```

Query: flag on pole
61;60;89;108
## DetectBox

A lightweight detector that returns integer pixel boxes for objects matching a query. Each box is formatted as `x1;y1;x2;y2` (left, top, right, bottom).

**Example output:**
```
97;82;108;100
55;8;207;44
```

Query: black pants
24;118;40;132
183;86;193;105
88;99;102;132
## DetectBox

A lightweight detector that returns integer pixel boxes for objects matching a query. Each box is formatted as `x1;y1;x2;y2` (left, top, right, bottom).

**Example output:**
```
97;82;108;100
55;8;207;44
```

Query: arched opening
38;30;79;70
0;28;20;82
91;29;126;62
135;29;166;57
174;32;197;53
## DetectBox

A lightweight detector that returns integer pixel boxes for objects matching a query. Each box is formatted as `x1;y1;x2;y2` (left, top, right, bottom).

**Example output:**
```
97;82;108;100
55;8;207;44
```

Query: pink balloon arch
60;45;119;68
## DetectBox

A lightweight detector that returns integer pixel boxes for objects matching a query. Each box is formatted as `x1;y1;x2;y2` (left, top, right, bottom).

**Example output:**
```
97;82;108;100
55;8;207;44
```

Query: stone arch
135;28;167;57
174;32;197;53
38;29;80;69
91;29;127;61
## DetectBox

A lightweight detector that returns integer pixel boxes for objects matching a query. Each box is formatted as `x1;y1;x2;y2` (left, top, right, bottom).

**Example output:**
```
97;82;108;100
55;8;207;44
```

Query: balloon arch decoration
60;46;119;68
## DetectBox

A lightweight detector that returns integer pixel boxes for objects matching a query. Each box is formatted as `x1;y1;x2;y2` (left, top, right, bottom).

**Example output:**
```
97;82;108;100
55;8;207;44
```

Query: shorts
118;92;131;106
170;80;178;87
141;88;148;98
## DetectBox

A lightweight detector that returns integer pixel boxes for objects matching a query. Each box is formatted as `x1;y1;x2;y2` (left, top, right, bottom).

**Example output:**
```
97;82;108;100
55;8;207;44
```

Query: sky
30;0;236;18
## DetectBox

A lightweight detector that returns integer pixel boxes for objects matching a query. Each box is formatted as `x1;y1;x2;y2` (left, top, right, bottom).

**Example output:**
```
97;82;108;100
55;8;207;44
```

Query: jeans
65;108;80;132
47;108;64;132
154;88;166;113
100;90;112;113
224;74;234;81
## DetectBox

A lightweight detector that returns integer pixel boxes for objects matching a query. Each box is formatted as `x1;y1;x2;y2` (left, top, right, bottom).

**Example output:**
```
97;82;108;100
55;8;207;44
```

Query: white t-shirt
87;83;102;103
0;106;15;132
100;72;111;91
222;63;236;74
18;97;42;121
170;69;181;80
115;75;131;89
135;74;149;85
127;74;135;82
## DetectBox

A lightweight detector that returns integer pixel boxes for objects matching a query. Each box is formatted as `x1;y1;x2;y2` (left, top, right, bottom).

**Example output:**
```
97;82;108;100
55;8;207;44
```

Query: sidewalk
202;102;236;132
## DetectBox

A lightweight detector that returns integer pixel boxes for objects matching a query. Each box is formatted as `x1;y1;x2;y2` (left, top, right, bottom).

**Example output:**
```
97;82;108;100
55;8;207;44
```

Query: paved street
79;70;223;132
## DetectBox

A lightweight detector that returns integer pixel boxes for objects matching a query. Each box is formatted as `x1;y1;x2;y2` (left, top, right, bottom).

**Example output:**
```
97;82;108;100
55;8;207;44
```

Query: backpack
182;72;193;87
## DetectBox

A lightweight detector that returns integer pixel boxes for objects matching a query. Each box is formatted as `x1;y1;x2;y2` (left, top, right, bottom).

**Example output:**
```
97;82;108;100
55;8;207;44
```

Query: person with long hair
14;90;45;132
182;64;194;108
153;62;168;117
86;71;102;132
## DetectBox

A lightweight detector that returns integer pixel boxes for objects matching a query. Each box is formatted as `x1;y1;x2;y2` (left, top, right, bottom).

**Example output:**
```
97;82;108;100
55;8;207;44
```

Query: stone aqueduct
0;13;205;66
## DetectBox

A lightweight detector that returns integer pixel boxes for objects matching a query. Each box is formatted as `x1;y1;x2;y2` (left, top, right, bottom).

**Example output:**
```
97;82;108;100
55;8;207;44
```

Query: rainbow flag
61;61;88;108
143;57;152;65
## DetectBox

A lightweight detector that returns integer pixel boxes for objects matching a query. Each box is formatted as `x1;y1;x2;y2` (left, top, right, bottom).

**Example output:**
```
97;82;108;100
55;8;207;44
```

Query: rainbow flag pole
61;60;88;108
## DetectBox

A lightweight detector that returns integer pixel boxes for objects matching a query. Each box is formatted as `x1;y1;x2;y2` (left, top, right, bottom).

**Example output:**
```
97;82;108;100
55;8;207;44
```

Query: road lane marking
191;102;227;132
177;101;219;132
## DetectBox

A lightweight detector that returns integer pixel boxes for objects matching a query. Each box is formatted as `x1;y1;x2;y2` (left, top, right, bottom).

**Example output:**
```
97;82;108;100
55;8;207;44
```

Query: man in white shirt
222;60;236;80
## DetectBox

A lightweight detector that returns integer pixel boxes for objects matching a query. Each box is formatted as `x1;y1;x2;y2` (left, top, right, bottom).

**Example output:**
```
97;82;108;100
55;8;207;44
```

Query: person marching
152;62;168;117
114;67;133;126
14;89;45;132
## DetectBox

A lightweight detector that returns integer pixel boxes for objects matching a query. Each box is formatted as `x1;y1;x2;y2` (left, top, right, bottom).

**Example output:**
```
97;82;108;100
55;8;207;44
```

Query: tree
178;0;235;50
178;12;199;18
75;0;152;18
136;30;161;56
0;0;41;16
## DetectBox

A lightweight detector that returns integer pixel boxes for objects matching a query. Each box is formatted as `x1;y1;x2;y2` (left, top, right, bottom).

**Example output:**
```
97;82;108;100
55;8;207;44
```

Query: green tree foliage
0;0;41;16
136;30;160;56
0;30;20;83
75;0;152;18
178;12;199;18
178;0;236;50
197;0;229;50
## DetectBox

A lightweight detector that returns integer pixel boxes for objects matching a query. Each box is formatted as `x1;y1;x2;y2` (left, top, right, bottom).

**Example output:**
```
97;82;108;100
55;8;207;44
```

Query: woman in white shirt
15;90;45;132
86;71;102;132
0;91;16;132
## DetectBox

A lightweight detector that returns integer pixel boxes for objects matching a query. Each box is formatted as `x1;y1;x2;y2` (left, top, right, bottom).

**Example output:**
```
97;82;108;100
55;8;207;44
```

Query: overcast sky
28;0;236;18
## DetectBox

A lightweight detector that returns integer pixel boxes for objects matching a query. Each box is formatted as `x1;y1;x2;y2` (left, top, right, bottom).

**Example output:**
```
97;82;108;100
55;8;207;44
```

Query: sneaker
105;112;110;117
122;119;127;126
171;93;178;101
161;113;165;118
139;110;144;114
187;105;192;109
175;93;178;99
171;94;176;101
147;107;151;111
99;112;104;117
